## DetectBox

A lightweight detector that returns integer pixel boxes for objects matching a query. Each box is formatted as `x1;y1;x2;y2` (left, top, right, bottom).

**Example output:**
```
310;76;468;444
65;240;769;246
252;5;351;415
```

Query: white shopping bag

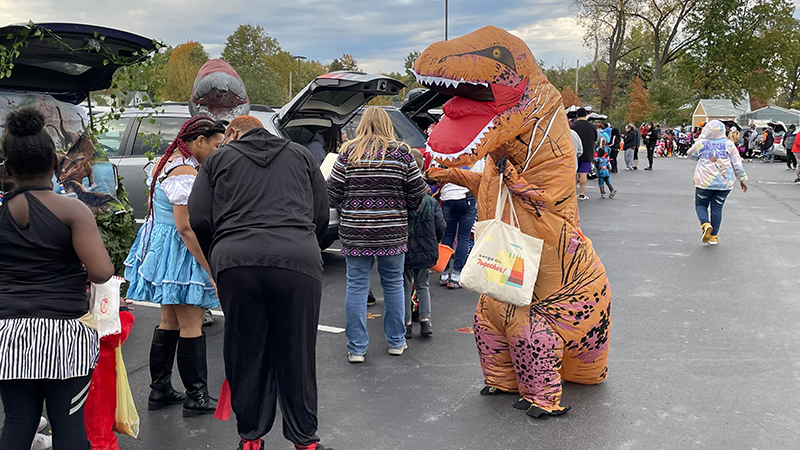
90;276;124;338
460;175;543;307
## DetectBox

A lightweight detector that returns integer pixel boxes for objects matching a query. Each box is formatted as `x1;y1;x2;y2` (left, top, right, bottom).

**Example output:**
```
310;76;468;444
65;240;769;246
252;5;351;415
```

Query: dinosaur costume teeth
415;26;612;416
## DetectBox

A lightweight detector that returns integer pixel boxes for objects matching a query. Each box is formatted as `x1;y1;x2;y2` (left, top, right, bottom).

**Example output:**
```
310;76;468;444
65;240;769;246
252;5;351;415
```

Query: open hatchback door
0;22;157;104
277;71;405;131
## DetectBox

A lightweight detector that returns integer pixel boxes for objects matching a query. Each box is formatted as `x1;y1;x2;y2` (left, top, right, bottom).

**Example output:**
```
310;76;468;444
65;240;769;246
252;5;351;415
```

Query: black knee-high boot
148;327;186;410
177;332;217;417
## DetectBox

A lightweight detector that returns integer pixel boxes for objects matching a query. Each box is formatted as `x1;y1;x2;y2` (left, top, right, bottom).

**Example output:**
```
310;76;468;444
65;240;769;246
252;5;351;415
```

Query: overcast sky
2;1;799;75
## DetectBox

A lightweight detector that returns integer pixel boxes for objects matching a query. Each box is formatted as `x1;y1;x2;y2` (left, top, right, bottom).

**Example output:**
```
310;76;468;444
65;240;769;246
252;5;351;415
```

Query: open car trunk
399;88;451;133
277;71;405;151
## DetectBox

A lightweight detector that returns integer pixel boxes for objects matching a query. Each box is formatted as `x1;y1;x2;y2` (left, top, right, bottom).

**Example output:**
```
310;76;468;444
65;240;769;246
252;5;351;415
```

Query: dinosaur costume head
413;26;563;168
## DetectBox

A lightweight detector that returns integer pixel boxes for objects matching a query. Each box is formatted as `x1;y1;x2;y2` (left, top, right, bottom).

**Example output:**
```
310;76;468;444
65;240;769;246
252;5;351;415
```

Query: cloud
0;0;588;75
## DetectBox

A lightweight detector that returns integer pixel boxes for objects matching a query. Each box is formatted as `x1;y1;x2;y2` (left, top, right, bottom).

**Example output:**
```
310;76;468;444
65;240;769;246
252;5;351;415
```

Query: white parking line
130;301;345;333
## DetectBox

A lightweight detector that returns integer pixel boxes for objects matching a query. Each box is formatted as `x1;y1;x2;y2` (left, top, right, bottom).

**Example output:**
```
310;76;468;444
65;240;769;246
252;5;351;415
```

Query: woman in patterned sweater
327;107;426;362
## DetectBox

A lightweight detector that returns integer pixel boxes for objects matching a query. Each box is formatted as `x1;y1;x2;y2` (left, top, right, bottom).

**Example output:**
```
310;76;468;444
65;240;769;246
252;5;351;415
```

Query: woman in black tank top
0;108;113;449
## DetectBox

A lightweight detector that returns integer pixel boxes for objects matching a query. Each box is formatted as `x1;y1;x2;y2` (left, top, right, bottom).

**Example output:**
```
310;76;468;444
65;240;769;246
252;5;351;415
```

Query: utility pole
575;59;579;94
290;55;307;98
445;0;449;40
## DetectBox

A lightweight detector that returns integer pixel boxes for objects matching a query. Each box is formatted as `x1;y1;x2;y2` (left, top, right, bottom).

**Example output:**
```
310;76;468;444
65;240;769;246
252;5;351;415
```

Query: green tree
237;64;287;106
328;58;345;71
221;24;279;70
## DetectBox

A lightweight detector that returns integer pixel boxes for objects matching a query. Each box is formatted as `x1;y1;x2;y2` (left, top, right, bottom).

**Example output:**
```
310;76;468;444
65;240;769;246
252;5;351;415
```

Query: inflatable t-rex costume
414;26;612;418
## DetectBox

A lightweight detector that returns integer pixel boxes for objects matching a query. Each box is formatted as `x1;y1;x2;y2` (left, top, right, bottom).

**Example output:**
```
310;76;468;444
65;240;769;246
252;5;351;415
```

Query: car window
131;117;186;156
95;118;131;157
343;109;427;148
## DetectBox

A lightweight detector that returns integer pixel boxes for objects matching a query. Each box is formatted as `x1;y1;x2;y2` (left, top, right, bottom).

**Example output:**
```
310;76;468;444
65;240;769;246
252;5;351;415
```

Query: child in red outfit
84;308;135;450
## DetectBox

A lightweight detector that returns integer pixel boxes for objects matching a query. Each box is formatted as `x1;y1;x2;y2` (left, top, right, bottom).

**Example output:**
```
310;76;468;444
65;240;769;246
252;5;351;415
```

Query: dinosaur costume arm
425;167;482;194
495;157;551;214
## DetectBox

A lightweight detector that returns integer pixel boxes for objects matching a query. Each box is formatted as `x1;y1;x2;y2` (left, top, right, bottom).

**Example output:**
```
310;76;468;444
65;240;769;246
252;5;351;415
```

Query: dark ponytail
1;108;56;179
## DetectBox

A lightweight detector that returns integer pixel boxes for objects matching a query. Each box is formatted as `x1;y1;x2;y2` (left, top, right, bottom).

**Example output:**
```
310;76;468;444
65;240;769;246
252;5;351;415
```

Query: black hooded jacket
405;195;446;269
189;128;329;281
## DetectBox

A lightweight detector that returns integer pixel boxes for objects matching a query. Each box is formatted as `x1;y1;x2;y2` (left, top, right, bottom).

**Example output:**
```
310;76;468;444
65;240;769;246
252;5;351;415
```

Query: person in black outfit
188;115;332;450
645;123;659;170
572;108;597;200
0;108;114;449
609;124;621;173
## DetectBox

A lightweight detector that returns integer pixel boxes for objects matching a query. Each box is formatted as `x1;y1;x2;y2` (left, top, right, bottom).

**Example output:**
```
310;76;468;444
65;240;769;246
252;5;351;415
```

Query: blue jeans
441;197;477;276
345;254;406;355
695;188;730;235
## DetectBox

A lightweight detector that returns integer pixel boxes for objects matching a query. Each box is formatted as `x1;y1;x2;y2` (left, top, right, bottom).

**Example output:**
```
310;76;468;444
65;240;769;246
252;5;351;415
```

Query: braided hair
142;115;225;256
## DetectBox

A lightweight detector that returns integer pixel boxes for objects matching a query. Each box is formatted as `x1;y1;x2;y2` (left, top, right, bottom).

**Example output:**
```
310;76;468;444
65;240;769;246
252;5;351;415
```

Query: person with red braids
124;116;226;418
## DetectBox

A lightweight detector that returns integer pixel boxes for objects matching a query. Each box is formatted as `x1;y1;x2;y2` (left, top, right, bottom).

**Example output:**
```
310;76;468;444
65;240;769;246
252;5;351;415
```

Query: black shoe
367;290;376;307
644;167;652;171
633;166;638;170
405;324;412;339
420;320;433;336
513;398;532;410
202;309;214;326
411;309;420;323
480;386;511;395
148;327;186;410
177;333;218;417
795;178;800;184
526;404;571;419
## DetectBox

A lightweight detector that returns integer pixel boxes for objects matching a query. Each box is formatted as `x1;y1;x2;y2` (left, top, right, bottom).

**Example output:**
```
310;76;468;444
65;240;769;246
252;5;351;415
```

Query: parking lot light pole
292;55;307;98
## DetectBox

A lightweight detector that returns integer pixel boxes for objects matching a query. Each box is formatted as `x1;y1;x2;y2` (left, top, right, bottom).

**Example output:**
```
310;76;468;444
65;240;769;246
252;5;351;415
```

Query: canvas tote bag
460;174;543;306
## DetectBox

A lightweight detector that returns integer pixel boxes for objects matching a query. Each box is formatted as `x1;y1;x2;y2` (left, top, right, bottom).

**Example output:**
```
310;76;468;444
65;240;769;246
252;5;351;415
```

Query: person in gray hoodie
188;115;331;450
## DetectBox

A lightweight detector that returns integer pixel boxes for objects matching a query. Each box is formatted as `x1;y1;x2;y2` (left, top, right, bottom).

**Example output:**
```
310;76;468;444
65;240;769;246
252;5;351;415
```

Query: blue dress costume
124;157;218;308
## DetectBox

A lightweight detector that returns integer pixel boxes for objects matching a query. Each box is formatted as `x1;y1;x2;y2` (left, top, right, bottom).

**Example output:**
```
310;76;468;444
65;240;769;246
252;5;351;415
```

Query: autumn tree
339;54;359;71
625;77;655;123
561;86;582;108
161;41;209;101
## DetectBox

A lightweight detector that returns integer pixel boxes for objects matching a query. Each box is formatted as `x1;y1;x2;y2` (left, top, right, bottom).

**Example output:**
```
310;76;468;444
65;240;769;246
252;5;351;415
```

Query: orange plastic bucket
431;244;454;272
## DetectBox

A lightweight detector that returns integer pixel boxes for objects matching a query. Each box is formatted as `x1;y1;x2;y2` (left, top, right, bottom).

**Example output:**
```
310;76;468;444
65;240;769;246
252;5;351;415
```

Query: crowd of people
0;100;773;450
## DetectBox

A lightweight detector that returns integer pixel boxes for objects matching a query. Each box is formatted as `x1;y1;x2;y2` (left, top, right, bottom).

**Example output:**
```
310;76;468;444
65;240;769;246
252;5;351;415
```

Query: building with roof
739;105;800;126
692;99;738;127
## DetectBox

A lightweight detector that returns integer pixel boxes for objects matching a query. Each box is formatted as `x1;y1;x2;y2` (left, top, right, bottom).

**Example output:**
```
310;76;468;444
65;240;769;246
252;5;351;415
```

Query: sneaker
367;290;376;306
600;194;606;199
405;324;412;339
577;194;588;200
700;223;713;243
388;343;408;356
420;320;433;336
37;417;47;433
708;235;718;245
794;178;800;184
31;434;52;450
202;309;214;326
439;275;449;287
633;166;638;170
347;352;365;363
644;167;652;171
624;167;632;171
609;190;617;199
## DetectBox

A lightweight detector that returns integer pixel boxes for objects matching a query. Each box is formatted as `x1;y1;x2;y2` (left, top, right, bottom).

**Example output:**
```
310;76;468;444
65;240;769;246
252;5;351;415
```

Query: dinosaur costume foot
526;405;570;419
513;398;531;410
480;385;513;396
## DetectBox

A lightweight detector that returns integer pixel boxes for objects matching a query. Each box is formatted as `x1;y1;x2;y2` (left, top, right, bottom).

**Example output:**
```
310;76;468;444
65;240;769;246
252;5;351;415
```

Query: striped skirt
0;318;99;380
